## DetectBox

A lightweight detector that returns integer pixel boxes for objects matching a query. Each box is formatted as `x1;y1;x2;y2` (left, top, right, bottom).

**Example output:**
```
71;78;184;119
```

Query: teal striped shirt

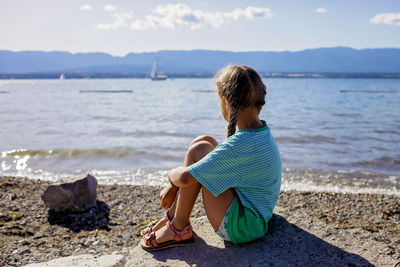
188;120;281;223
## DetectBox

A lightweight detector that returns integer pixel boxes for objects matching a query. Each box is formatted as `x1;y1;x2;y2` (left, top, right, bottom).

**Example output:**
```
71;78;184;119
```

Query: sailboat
59;73;65;80
150;61;167;80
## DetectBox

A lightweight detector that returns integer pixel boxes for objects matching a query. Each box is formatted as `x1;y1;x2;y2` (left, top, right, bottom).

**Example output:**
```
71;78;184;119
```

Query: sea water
0;78;399;194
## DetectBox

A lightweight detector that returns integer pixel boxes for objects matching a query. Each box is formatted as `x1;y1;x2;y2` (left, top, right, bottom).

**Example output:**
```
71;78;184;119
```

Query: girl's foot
141;211;173;237
141;221;194;251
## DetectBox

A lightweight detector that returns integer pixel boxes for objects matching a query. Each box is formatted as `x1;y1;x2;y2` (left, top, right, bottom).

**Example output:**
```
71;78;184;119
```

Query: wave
193;89;215;93
79;90;133;93
37;130;64;135
1;147;184;160
351;157;400;171
340;90;395;94
98;129;196;139
374;129;400;135
281;168;400;195
132;131;195;139
2;148;132;158
332;113;361;118
275;135;341;144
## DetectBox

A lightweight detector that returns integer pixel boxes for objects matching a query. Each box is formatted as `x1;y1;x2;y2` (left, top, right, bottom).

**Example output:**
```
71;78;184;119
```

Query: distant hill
1;47;400;74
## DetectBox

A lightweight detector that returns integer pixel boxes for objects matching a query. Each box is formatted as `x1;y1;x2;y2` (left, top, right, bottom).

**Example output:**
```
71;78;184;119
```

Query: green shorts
223;197;269;244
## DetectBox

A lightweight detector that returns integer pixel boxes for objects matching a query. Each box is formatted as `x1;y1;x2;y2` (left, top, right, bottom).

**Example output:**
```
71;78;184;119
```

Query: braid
227;106;239;137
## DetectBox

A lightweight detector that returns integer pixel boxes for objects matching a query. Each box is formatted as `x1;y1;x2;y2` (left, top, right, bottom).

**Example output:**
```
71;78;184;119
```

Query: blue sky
0;0;399;56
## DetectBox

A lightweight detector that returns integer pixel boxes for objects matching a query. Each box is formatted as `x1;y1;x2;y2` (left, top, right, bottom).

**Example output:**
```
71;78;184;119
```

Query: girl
141;65;281;250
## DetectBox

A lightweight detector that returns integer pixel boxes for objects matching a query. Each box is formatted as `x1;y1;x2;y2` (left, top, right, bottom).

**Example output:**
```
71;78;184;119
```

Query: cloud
370;13;400;26
104;5;117;13
80;4;92;11
96;5;133;30
131;4;272;30
96;3;272;31
315;8;327;13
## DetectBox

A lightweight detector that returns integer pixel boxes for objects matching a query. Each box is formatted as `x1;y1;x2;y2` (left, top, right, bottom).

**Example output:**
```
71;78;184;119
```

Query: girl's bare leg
202;186;234;231
167;135;218;219
144;135;218;233
150;135;234;244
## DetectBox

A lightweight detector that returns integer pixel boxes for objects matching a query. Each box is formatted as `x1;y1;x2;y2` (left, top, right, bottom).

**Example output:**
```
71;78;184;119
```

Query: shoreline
1;175;399;266
2;167;399;197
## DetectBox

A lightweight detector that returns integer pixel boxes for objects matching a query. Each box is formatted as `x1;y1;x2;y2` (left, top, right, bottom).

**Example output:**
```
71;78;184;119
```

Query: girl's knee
188;140;214;162
190;135;218;148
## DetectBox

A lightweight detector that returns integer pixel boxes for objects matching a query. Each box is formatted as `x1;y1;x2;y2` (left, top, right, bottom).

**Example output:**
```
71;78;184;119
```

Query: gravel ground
0;176;399;266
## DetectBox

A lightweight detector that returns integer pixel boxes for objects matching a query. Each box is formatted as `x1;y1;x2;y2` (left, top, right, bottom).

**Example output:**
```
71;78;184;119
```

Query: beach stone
121;233;131;240
41;174;98;212
19;248;31;255
85;240;94;247
24;254;126;267
7;256;17;265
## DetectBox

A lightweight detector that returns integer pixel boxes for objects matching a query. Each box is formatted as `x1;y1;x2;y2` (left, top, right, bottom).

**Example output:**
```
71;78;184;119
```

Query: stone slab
24;254;126;267
126;209;397;267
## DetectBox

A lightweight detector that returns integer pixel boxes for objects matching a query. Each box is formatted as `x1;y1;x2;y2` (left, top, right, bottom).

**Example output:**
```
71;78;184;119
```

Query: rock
19;248;31;255
7;256;17;266
121;233;131;240
24;254;126;267
84;240;93;247
41;174;98;212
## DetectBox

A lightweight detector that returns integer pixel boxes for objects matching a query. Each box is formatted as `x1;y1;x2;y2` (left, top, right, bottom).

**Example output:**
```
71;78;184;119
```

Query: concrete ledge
126;210;395;266
24;254;126;267
24;208;397;266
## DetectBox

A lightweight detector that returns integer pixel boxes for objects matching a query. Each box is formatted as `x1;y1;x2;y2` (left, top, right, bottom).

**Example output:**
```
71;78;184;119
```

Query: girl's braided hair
215;65;266;137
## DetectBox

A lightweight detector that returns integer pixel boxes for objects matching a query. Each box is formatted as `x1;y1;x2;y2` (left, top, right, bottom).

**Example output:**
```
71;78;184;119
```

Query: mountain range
1;47;400;74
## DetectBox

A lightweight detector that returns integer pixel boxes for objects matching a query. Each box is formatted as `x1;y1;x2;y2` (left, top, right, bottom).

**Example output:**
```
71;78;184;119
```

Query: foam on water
2;166;399;196
281;180;400;195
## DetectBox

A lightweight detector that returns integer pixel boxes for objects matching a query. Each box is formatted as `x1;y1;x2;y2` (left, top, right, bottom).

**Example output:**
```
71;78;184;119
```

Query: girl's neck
236;108;263;131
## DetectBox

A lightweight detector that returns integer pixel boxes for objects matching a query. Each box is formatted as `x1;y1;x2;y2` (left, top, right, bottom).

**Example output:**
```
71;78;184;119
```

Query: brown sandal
141;211;172;237
140;221;195;251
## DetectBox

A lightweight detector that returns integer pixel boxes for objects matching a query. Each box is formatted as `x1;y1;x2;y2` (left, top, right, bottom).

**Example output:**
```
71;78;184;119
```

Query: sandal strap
141;220;157;234
142;211;172;236
165;210;172;222
144;231;158;247
166;221;192;241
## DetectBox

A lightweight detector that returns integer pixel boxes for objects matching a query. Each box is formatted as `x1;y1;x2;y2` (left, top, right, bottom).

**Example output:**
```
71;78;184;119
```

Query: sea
0;78;399;195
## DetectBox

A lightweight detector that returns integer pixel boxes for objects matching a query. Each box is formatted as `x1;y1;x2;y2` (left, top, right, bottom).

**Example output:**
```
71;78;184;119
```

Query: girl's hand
159;184;179;210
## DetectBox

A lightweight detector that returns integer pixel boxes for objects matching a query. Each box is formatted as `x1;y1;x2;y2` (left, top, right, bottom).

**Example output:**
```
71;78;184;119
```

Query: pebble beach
0;175;399;266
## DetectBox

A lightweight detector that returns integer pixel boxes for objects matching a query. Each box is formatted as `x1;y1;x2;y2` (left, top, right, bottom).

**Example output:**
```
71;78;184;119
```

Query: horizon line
1;46;400;57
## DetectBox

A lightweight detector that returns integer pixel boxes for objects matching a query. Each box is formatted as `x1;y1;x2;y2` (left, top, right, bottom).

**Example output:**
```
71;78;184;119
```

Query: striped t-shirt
188;120;281;225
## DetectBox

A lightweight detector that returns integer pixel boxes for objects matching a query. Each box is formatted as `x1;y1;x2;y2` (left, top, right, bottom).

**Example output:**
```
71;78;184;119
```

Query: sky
0;0;399;56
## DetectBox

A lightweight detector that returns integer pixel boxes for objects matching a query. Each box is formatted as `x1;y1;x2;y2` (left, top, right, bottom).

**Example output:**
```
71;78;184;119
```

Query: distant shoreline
1;72;400;79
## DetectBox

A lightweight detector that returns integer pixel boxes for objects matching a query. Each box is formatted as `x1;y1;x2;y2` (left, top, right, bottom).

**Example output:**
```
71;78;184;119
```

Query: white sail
150;60;167;80
150;61;158;79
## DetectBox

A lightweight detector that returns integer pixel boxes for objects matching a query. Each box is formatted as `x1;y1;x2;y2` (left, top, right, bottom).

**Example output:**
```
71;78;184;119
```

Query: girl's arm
168;166;198;187
160;166;198;209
